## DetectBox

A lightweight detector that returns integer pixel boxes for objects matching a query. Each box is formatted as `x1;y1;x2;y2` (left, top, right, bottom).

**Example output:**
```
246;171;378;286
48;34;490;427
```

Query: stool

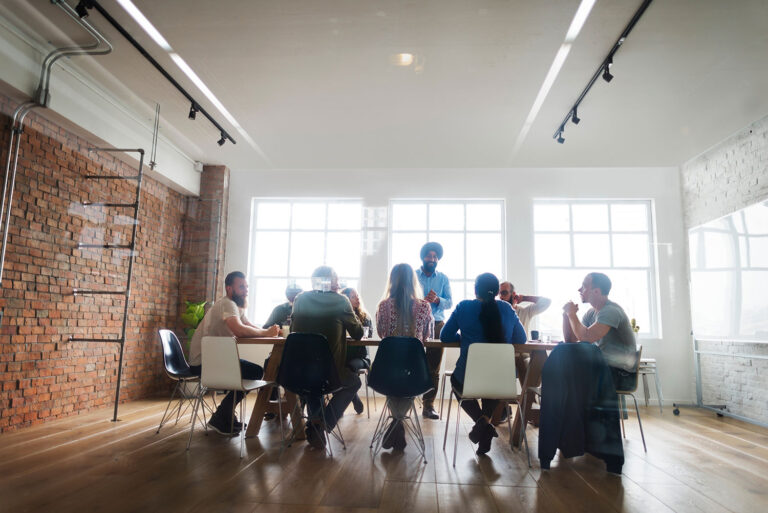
638;358;663;414
438;369;453;419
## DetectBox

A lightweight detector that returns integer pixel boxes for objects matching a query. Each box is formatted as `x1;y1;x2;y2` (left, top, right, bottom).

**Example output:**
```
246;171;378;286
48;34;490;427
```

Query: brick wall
0;93;188;432
680;114;768;424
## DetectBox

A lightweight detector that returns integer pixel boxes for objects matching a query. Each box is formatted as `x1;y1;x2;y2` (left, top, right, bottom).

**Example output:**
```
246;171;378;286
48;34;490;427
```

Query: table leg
511;349;546;447
246;344;282;438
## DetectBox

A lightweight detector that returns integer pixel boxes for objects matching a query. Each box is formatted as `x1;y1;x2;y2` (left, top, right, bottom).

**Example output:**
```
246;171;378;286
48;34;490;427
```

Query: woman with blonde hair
375;263;434;450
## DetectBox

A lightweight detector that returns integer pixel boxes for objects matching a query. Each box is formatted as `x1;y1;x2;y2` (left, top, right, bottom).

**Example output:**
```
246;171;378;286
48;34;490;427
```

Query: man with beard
188;271;279;435
498;281;551;336
416;242;452;419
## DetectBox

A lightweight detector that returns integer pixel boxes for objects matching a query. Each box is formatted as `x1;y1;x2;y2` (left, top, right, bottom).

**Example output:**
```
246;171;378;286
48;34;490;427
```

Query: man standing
499;281;551;335
263;282;303;328
562;272;637;389
188;271;279;435
416;242;452;419
291;265;364;448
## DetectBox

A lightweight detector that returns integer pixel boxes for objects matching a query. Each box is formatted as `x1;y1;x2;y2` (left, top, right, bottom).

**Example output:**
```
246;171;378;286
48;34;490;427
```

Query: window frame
533;198;660;338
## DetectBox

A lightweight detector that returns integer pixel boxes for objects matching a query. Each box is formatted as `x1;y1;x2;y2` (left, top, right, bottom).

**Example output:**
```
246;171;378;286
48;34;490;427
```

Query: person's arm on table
342;301;364;340
226;316;279;338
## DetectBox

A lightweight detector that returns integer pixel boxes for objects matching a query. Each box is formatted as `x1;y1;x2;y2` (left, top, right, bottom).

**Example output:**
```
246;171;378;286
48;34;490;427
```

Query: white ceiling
3;0;768;171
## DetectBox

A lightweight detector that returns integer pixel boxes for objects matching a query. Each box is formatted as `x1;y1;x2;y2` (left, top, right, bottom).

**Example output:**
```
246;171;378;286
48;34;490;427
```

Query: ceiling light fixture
511;0;597;154
75;0;92;18
392;53;415;66
551;0;655;143
217;134;226;146
188;103;197;120
602;58;614;82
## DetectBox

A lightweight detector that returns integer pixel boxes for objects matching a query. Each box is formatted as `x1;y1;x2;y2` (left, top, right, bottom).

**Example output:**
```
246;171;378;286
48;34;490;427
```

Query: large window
389;200;505;309
248;199;363;325
533;200;658;337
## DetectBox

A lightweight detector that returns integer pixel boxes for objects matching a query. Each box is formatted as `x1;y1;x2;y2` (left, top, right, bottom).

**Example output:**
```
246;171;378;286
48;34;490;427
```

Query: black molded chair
156;329;212;433
276;333;346;455
367;336;433;462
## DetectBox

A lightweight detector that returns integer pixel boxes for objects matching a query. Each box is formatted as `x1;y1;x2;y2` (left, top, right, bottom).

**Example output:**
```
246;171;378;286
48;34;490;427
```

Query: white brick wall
681;114;768;424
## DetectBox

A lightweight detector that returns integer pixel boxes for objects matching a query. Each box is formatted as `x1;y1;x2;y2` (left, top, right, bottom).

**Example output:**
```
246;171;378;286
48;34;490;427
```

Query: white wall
227;166;693;405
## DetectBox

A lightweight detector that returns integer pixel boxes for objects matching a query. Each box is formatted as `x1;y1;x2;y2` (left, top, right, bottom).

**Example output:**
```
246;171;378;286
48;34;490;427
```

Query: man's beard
422;261;437;273
232;293;247;308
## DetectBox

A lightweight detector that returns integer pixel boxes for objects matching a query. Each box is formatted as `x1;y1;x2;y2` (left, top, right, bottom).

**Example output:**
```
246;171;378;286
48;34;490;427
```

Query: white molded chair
442;343;529;467
638;357;663;413
187;336;277;458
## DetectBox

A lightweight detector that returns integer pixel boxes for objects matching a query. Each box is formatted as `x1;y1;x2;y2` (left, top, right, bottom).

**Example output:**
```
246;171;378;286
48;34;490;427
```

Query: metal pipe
37;0;113;105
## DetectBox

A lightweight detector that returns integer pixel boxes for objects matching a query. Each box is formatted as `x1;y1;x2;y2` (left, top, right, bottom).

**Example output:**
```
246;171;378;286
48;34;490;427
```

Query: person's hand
562;301;578;316
425;290;438;303
512;293;523;306
265;324;280;337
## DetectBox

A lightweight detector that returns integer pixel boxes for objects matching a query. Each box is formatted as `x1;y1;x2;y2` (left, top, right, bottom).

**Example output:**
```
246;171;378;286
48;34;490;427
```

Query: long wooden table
237;336;557;445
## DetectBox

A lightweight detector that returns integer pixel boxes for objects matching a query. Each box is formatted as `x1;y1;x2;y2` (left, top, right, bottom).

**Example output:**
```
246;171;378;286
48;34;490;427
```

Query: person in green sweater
291;266;364;449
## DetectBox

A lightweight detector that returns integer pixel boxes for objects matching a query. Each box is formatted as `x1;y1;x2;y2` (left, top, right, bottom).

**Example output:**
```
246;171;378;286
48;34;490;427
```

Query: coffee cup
280;325;290;338
363;326;371;339
530;330;540;341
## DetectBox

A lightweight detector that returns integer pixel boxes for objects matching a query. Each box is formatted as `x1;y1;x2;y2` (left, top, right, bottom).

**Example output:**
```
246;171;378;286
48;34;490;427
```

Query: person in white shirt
498;281;551;335
189;271;279;435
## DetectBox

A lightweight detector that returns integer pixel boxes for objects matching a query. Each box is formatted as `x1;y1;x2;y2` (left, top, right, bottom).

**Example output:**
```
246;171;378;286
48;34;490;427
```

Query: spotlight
602;58;614;82
188;103;198;120
75;1;91;18
557;132;565;144
572;108;580;125
217;134;226;146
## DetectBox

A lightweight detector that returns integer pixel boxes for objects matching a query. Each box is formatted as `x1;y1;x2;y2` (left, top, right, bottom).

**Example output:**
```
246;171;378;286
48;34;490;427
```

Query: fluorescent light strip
512;0;597;154
116;0;270;162
115;0;171;51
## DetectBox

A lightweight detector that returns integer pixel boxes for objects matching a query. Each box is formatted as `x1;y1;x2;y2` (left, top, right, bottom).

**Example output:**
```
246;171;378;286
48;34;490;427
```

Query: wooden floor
1;396;767;513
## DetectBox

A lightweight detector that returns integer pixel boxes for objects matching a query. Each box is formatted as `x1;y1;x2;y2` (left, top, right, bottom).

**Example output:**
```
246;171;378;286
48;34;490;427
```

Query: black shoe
208;414;241;436
382;421;397;450
392;423;407;451
422;406;439;420
469;419;485;444
305;424;327;450
352;395;364;415
476;422;498;456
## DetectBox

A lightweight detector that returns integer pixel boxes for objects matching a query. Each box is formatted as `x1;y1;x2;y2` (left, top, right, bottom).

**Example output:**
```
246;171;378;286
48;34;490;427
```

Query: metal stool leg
653;370;664;414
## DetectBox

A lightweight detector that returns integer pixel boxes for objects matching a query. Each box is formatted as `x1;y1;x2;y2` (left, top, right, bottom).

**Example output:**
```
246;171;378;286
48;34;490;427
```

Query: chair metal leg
439;372;447;419
186;387;204;450
408;400;427;463
276;386;285;447
452;399;462;467
239;396;246;458
364;374;370;419
642;373;650;407
518;395;532;468
629;393;647;452
370;398;391;454
442;389;455;451
619;397;626;438
654;371;664;414
157;379;181;433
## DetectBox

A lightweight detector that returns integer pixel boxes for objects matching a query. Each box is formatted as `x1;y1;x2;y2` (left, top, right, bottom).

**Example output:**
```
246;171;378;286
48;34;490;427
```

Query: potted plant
180;300;206;397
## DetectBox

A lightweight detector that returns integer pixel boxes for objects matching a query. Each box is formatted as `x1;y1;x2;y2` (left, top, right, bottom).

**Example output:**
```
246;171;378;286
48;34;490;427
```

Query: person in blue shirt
415;241;452;419
441;272;527;455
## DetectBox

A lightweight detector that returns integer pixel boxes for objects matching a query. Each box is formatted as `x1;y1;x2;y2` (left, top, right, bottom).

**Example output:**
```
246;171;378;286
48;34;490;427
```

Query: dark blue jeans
190;359;264;418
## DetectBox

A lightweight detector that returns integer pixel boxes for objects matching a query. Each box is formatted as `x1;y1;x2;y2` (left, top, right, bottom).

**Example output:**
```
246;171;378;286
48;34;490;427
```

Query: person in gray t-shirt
562;272;637;373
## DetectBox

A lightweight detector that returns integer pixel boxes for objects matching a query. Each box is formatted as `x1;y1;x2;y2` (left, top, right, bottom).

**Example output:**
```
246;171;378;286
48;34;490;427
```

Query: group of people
187;240;638;457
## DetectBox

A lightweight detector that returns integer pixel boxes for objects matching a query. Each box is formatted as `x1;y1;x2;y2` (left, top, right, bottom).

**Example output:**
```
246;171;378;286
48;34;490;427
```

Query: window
389;200;505;311
533;200;658;337
248;199;363;325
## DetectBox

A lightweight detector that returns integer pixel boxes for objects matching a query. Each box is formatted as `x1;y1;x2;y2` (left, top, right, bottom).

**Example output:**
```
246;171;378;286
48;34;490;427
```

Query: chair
615;346;647;452
638;358;663;413
186;336;276;458
276;333;346;456
156;329;212;433
367;337;433;462
518;386;542;468
442;343;528;467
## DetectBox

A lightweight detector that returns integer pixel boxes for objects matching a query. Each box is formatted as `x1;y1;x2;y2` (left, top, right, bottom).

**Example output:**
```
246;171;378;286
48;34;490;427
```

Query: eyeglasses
499;291;511;296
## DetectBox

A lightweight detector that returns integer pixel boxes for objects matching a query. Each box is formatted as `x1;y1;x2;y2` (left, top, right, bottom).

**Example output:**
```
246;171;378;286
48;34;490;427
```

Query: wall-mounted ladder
69;147;144;422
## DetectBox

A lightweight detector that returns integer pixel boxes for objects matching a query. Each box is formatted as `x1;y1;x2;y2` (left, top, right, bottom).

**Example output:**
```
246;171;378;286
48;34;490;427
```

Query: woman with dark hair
341;287;373;414
440;272;527;455
375;263;434;450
